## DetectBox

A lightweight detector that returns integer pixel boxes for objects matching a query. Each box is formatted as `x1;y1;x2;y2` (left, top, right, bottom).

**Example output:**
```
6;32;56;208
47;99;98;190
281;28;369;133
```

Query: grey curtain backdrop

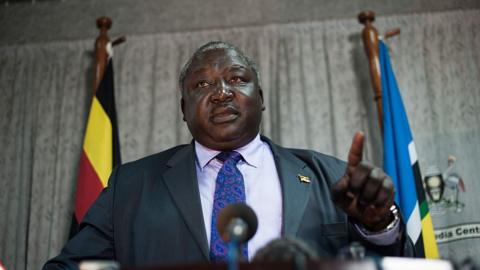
0;9;479;270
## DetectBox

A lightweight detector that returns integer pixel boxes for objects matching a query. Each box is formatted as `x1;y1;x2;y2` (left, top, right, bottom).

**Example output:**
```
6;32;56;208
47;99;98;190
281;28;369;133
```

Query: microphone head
217;203;258;243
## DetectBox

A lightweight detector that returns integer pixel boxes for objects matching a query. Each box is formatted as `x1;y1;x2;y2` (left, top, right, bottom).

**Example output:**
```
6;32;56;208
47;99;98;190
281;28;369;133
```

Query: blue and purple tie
209;151;248;262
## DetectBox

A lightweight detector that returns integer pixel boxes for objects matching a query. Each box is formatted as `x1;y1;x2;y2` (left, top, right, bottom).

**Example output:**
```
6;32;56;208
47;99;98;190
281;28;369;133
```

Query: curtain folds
0;9;479;269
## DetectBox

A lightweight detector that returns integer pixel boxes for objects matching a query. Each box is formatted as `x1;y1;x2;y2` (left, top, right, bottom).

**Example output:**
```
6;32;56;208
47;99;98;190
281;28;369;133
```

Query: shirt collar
194;134;263;170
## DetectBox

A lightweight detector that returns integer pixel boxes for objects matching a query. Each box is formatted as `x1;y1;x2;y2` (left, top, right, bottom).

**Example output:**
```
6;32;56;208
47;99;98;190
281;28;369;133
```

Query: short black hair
178;41;261;92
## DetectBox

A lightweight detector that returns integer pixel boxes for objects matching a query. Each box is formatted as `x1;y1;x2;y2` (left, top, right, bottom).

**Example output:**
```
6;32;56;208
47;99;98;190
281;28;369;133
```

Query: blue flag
380;40;438;258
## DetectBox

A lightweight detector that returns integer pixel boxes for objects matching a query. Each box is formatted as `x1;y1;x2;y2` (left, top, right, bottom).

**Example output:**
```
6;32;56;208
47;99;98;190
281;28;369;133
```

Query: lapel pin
297;174;311;183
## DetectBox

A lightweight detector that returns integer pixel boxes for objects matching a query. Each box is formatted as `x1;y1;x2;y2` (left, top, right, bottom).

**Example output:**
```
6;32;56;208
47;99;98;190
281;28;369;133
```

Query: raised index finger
347;131;365;167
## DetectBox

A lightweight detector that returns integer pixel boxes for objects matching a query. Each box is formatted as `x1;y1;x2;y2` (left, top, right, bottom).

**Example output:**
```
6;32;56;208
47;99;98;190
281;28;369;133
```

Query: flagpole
358;11;400;135
94;17;111;93
94;17;126;93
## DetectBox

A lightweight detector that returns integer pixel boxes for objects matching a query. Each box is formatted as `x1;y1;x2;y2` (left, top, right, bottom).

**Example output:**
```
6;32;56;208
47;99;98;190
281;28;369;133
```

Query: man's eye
229;77;244;84
196;81;210;88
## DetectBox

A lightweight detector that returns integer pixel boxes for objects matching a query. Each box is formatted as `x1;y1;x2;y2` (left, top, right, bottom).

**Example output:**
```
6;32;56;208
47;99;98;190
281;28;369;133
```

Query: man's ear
259;87;266;111
181;97;186;121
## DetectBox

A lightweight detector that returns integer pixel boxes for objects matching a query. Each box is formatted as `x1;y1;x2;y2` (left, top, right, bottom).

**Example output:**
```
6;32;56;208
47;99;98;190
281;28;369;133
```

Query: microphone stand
225;218;248;270
227;240;240;270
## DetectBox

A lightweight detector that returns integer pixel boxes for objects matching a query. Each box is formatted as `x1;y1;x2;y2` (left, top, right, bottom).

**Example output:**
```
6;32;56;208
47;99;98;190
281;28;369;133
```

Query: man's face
181;48;264;151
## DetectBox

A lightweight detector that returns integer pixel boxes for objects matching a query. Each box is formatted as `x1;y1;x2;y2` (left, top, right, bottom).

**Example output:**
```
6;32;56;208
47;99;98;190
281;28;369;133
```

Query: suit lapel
263;137;312;236
162;143;210;260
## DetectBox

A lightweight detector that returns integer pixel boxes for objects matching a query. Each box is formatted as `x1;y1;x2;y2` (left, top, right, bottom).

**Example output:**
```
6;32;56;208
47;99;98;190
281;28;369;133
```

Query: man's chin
203;132;254;151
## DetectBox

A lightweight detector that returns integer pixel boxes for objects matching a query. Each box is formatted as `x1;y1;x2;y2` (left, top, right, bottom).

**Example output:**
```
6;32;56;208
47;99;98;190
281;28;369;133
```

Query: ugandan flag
72;58;121;233
380;40;439;258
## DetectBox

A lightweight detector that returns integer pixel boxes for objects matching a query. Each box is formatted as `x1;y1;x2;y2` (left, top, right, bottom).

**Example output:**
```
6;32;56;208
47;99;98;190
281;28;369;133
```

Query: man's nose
210;80;233;103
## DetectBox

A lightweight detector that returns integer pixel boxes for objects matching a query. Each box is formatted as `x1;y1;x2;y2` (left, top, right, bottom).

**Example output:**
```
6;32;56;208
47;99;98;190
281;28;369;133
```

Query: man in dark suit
44;41;412;269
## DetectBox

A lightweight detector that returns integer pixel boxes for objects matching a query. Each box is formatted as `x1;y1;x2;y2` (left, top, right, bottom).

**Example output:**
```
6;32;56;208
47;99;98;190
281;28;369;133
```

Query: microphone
217;203;258;270
217;203;258;244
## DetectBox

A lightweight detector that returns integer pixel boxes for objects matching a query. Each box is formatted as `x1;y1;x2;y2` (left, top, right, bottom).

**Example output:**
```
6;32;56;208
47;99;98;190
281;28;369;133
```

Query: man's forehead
191;48;247;67
179;42;261;90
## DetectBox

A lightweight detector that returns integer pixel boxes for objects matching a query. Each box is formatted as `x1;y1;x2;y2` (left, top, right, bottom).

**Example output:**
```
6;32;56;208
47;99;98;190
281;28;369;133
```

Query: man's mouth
210;106;239;124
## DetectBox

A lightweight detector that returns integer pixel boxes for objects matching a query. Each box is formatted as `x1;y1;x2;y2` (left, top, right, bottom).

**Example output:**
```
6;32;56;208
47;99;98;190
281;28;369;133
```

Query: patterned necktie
209;151;248;262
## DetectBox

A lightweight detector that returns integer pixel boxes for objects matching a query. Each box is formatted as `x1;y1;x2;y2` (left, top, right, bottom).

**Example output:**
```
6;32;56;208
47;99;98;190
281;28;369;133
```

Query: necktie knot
216;151;242;164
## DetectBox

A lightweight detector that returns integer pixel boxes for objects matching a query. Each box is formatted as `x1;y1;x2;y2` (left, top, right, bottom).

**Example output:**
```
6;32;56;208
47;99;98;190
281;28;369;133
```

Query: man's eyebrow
188;64;249;77
191;67;209;76
228;64;248;71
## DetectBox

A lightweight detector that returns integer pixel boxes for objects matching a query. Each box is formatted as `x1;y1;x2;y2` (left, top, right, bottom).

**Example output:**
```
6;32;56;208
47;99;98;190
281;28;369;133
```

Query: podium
120;258;453;270
122;259;378;270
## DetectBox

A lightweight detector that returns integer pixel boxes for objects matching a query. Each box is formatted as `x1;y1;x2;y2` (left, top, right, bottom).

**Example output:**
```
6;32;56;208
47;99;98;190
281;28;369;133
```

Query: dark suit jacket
44;137;413;269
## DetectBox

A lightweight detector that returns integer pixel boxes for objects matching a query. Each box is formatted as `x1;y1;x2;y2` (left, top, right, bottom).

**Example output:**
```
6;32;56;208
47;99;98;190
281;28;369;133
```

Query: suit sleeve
42;167;119;270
